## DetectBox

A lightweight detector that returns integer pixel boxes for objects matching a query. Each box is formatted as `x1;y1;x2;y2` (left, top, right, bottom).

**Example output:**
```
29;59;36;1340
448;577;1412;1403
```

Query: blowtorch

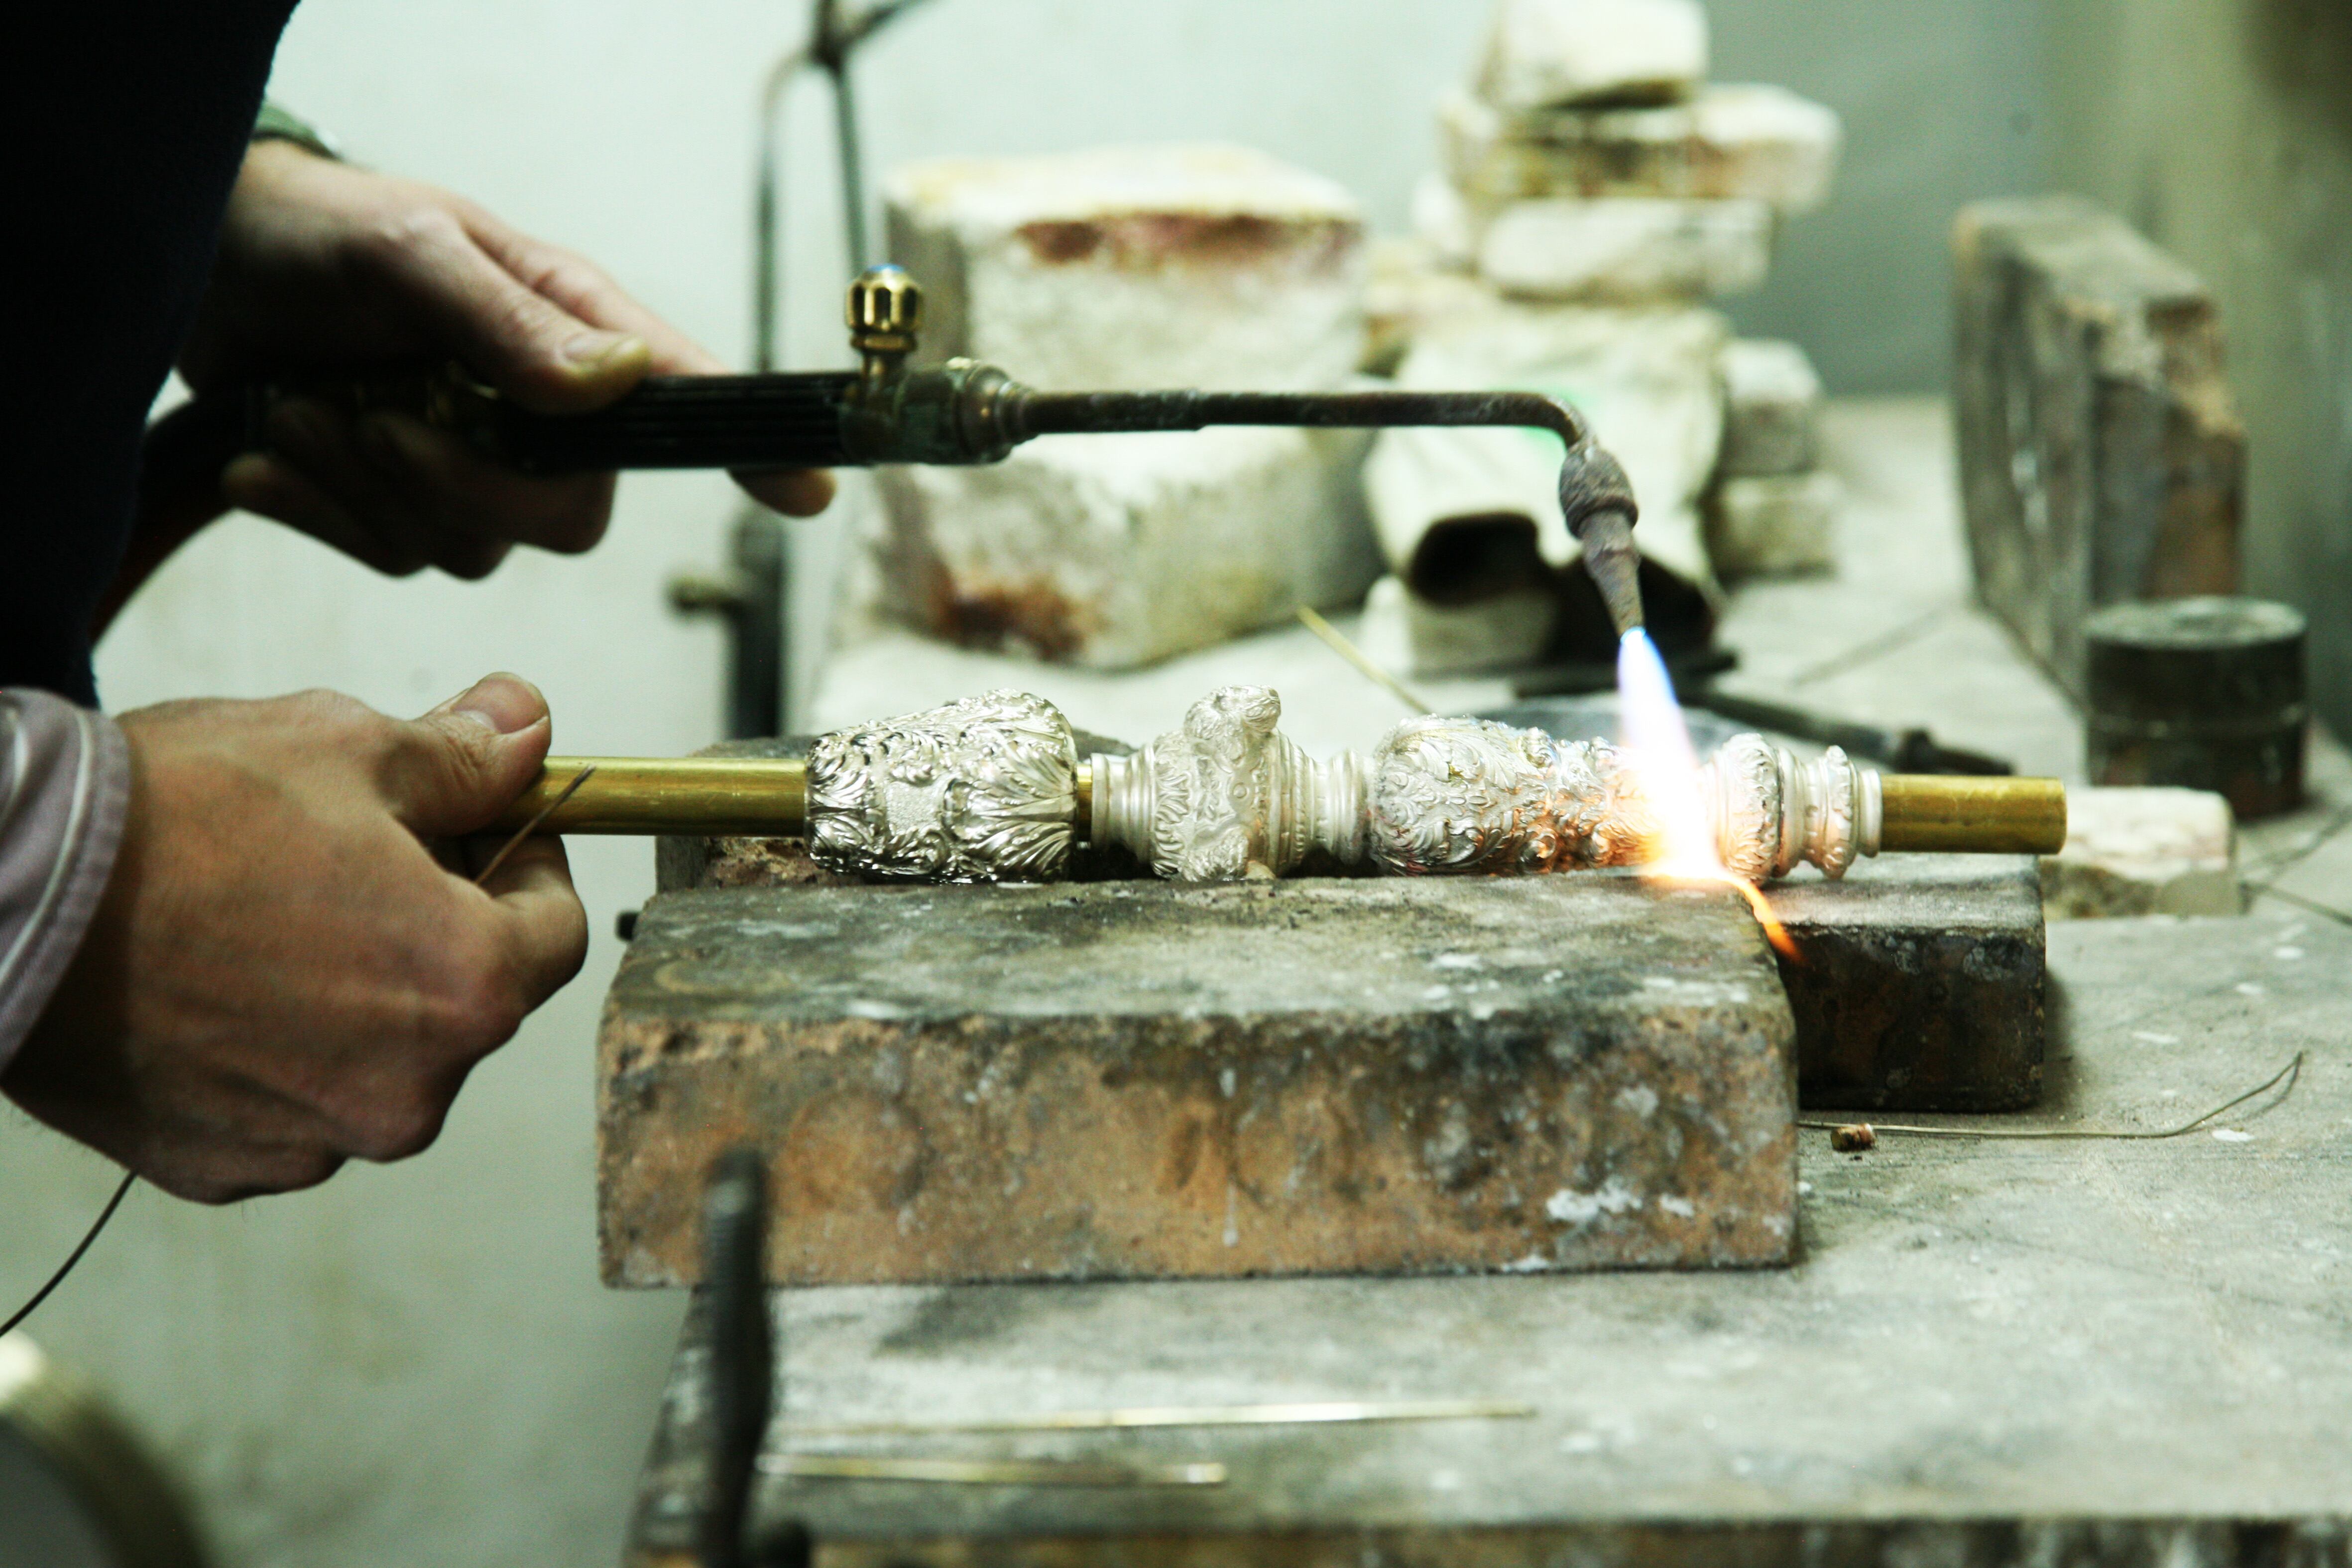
198;266;1652;642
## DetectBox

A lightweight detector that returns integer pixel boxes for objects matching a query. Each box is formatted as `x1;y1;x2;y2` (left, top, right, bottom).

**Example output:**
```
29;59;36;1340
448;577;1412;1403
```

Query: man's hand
180;142;832;579
2;675;589;1203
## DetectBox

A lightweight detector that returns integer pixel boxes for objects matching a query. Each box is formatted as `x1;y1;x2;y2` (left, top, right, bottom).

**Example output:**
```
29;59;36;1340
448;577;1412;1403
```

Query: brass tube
1881;774;2067;855
495;757;810;837
495;756;1106;841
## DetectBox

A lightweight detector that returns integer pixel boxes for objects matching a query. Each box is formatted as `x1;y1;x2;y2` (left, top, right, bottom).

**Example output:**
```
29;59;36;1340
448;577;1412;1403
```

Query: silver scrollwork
804;689;1079;883
1365;716;1660;876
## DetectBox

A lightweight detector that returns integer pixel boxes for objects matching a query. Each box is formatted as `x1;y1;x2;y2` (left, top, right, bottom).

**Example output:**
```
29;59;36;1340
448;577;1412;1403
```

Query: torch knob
846;265;922;358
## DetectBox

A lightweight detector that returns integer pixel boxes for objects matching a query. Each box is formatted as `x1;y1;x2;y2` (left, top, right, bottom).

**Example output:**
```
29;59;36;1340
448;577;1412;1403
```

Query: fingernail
442;673;546;735
562;330;636;368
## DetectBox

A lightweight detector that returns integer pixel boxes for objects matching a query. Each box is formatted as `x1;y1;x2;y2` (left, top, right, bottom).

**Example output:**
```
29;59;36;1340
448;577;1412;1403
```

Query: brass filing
1879;774;2067;856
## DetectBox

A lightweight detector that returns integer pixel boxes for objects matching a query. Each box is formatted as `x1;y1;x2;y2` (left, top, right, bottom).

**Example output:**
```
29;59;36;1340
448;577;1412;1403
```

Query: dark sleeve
0;1;301;705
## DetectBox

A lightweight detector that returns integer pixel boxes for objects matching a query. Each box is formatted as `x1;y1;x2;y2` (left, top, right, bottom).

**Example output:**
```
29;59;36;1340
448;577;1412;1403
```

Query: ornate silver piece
1092;687;1367;881
1364;717;1660;876
804;689;1079;883
1699;736;1882;881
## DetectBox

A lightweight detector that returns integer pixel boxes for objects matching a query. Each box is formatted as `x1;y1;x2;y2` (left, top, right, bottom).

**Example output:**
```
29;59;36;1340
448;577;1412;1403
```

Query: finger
265;400;511;579
475;833;589;1011
358;411;615;555
459;212;725;376
379;673;554;837
733;466;837;518
221;451;431;577
358;206;652;414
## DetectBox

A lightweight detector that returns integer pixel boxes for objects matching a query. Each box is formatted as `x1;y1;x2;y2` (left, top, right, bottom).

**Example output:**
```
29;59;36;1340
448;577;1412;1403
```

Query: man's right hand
2;675;588;1203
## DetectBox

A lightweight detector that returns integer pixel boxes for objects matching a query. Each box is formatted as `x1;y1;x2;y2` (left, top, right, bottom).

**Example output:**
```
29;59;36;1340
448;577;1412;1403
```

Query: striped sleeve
0;690;130;1072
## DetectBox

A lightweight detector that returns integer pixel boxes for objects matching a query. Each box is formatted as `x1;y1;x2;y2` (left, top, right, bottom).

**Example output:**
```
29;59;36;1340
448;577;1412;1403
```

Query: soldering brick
597;876;1797;1287
1773;853;2047;1113
1952;197;2244;698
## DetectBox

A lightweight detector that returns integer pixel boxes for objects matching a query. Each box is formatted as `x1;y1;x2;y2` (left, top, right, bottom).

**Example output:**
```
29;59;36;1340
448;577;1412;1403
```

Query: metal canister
2084;596;2307;819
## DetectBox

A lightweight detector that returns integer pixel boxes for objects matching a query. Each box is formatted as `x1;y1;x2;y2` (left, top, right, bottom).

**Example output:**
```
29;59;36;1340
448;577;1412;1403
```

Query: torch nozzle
1575;508;1645;636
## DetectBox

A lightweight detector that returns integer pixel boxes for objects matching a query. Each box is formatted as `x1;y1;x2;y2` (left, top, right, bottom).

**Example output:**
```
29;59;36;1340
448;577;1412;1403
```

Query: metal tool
200;268;1650;641
698;1148;812;1568
763;1456;1226;1487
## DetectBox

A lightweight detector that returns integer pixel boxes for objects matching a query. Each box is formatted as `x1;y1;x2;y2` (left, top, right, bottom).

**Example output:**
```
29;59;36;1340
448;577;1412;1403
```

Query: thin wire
1295;606;1434;715
0;1169;135;1338
470;765;596;887
1797;1051;2304;1142
1;768;599;1339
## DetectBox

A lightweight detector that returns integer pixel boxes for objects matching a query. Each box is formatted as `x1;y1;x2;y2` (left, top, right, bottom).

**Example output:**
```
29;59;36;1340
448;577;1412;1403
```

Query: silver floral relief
1702;732;1782;884
804;689;1078;883
1365;717;1662;877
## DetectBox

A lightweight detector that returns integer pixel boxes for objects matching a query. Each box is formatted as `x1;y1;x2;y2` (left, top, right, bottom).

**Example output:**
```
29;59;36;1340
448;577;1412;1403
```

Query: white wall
0;4;2033;1564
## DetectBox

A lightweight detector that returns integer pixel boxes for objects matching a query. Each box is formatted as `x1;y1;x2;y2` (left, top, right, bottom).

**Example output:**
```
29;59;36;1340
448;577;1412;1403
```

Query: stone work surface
1952;196;2245;699
630;908;2352;1563
597;875;1796;1287
1771;853;2047;1112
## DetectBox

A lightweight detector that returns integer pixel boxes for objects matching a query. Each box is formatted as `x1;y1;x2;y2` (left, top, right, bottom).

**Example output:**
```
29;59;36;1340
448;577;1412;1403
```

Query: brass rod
492;756;809;837
1881;774;2067;855
493;755;1105;841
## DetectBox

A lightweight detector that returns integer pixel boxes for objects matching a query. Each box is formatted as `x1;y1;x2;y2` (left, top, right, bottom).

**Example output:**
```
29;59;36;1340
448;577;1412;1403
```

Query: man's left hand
177;141;832;580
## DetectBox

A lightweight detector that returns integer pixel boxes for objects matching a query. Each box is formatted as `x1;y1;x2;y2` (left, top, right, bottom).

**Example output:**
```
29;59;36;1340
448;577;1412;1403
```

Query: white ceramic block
1719;337;1825;476
883;143;1366;393
1704;471;1841;579
1364;301;1727;603
875;426;1379;671
1476;0;1709;111
1440;83;1842;214
1479;197;1773;301
2041;787;2240;919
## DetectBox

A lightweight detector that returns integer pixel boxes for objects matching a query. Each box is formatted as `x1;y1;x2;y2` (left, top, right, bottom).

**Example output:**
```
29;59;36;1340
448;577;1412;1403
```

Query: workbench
620;400;2352;1563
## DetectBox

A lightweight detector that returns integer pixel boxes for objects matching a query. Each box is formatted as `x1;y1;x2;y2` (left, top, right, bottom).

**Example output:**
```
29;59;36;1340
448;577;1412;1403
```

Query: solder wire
1797;1052;2304;1143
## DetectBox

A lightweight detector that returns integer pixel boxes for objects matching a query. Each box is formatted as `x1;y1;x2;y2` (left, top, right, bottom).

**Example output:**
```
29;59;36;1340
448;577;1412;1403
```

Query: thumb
382;673;554;837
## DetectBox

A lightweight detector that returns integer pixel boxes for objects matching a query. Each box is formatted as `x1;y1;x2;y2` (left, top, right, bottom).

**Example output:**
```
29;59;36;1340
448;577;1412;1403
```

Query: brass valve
846;265;922;390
